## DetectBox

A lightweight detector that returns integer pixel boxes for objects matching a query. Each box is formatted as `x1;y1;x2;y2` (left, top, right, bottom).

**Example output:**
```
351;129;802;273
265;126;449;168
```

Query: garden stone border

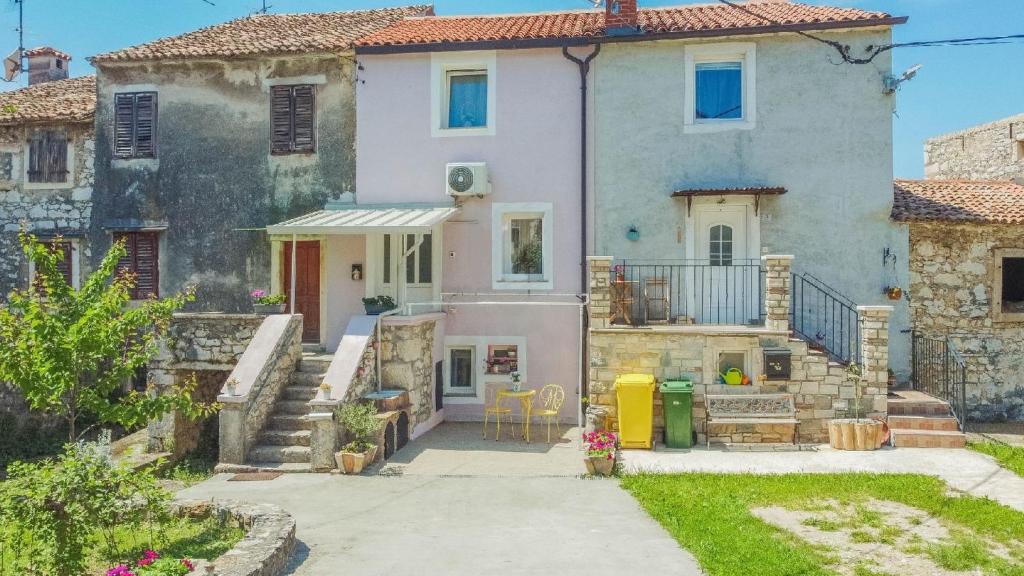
172;499;296;576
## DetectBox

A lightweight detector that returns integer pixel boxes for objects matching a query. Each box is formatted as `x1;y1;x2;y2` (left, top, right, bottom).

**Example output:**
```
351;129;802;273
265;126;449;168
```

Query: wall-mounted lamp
626;225;640;242
351;263;363;281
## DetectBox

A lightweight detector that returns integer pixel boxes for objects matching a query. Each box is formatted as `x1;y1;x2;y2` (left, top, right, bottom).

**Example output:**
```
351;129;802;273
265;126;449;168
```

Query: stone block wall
379;317;437;428
0;123;95;300
924;113;1024;181
149;313;267;454
908;221;1024;421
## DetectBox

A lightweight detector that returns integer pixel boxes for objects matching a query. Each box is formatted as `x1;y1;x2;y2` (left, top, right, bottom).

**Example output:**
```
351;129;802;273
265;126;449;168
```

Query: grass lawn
621;473;1024;576
970;441;1024;477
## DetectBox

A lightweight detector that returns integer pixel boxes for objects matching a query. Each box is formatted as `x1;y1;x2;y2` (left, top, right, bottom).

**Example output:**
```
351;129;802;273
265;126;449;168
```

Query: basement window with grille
995;249;1024;321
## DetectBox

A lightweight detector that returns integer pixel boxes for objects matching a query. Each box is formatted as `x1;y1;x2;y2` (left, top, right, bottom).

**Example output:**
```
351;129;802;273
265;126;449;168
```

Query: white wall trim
491;202;554;291
442;335;528;404
683;42;757;134
430;51;497;138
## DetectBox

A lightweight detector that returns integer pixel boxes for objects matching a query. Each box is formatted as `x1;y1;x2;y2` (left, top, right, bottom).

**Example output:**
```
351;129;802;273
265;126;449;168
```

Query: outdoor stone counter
172;499;296;576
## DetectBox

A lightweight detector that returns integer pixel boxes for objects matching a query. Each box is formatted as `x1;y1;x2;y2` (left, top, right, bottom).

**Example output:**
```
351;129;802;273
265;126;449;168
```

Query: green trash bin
660;380;694;448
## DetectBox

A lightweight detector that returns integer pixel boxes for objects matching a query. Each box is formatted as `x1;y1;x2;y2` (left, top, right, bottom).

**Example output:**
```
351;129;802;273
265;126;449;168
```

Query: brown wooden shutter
51;242;73;286
134;93;156;158
133;232;159;298
271;85;294;154
114;94;136;158
292;85;315;152
45;131;68;183
27;132;44;183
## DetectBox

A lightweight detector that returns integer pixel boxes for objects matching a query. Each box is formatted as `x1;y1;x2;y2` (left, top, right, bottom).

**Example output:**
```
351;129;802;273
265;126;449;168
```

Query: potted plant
827;363;887;451
335;401;383;474
224;377;239;397
361;295;397;315
582;430;617;476
250;289;286;314
319;381;333;400
510;371;522;392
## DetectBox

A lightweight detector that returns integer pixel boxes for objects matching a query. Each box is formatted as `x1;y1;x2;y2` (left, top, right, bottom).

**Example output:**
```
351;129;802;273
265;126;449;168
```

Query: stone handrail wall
218;314;303;465
171;499;295;576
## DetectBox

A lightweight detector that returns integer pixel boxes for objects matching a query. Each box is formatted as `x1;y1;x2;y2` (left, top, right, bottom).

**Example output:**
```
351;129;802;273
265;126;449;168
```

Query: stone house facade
925;113;1024;181
86;7;431;313
894;179;1024;422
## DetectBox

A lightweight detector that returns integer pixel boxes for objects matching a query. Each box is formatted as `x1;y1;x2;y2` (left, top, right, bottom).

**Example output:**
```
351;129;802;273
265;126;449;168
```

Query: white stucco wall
591;29;910;377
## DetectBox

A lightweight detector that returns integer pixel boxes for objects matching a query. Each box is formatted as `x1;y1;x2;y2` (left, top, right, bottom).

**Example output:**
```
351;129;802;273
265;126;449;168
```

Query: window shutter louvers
46;131;68;183
292;85;315;152
114;94;136;158
52;242;73;286
134;93;156;158
133;233;158;298
271;85;294;154
27;133;44;183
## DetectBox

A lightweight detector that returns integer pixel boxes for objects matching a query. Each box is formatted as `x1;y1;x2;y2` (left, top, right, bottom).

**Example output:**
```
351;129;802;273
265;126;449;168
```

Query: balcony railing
789;272;860;365
610;260;765;326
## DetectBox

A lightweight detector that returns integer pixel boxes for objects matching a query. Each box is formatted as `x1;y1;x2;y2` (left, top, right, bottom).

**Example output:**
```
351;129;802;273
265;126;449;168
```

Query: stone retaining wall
172;499;295;576
379;317;437;428
908;221;1024;421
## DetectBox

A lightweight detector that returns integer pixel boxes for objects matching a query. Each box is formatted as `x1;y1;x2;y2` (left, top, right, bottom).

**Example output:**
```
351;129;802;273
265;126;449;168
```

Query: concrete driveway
179;424;702;575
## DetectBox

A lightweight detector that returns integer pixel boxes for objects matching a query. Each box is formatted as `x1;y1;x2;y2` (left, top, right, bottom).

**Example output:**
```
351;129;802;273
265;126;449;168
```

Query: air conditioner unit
445;162;490;198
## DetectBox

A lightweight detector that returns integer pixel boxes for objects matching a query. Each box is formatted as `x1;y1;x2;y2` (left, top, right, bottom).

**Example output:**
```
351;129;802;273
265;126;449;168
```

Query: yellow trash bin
614;374;656;449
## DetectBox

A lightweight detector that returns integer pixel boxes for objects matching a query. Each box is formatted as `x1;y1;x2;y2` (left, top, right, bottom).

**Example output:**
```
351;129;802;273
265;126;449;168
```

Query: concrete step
248;444;311;463
888;399;953;417
269;414;312;431
888;415;961;432
282;386;317;401
260;429;312;447
891;429;966;449
290;371;325;387
298;354;332;374
215;462;313;474
274;399;311;416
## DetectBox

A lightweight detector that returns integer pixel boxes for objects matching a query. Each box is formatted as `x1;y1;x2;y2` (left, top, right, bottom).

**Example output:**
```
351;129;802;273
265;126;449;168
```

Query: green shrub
336;401;382;452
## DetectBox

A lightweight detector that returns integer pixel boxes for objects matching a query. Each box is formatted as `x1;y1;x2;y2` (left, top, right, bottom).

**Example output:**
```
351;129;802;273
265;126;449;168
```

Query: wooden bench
704;393;799;447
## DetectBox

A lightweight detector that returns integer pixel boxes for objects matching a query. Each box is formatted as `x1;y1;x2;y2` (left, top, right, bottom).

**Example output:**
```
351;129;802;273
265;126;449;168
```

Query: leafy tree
0;232;216;441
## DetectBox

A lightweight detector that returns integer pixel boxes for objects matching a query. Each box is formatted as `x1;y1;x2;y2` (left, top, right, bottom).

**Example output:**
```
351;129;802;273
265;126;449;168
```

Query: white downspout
290;233;297;315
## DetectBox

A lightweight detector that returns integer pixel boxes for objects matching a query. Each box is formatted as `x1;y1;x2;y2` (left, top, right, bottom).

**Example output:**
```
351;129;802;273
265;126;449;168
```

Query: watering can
719;368;744;386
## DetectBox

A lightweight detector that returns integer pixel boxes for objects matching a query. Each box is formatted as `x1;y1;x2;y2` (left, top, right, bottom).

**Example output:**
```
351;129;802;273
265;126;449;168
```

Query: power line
715;0;1024;65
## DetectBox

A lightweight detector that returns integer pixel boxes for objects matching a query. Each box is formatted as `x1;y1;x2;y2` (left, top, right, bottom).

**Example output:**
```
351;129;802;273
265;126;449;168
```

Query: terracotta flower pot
586;457;615;476
338;451;366;474
828;419;886;451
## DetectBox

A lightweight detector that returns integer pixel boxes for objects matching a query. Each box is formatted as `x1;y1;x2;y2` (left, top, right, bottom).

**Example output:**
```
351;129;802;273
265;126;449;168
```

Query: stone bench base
706;422;797;445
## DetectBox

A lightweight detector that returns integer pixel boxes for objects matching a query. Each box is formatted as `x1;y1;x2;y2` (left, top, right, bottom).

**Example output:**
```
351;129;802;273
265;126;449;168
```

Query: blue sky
2;0;1022;177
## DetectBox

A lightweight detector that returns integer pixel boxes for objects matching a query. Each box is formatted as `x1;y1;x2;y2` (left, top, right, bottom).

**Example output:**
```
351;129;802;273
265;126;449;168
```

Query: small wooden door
282;241;321;343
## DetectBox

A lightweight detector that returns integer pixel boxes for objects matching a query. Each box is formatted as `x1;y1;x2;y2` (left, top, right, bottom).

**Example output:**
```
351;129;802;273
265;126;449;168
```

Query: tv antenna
257;0;272;14
3;0;27;82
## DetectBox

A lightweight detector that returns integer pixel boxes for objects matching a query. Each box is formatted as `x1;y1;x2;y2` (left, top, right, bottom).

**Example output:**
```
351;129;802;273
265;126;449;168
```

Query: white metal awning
266;203;459;235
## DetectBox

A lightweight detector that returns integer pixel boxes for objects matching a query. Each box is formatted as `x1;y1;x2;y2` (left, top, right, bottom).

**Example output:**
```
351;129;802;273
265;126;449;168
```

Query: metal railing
610;260;765;326
911;332;969;431
790;272;860;365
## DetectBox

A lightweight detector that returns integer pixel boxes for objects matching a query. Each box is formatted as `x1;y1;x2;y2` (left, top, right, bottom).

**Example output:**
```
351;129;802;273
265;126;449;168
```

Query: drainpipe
561;44;600;295
562;44;600;410
290;233;297;315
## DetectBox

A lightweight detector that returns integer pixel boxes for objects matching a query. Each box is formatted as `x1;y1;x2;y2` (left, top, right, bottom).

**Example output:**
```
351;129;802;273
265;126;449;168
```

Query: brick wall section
605;0;638;29
763;255;792;333
924;113;1024;181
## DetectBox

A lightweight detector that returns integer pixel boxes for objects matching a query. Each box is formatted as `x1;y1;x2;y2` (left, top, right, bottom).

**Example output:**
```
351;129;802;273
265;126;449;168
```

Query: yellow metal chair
535;384;566;443
483;383;515;440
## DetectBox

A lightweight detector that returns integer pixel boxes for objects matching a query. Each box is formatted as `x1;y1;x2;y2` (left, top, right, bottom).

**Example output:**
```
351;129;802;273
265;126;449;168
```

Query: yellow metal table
497;388;537;443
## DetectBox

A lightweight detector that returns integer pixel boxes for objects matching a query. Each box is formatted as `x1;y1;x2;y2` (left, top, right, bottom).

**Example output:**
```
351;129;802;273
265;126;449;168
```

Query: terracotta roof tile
0;75;96;125
23;46;72;60
356;1;900;48
893;179;1024;224
91;6;433;63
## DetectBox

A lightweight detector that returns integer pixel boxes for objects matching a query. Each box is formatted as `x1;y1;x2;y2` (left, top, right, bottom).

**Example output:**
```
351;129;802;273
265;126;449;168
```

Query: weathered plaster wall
91;55;357;312
908;221;1024;421
592;30;911;377
0;122;94;299
924;114;1024;181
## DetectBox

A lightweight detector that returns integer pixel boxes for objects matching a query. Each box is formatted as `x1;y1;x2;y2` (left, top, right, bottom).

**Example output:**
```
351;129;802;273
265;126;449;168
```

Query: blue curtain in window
696;62;742;120
448;73;487;128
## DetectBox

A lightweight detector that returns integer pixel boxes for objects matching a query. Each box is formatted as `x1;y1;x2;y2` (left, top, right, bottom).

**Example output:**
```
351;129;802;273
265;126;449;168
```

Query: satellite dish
3;49;22;82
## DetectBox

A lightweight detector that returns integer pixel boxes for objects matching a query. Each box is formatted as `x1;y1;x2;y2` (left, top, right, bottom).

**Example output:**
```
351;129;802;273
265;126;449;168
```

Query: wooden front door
282;241;320;343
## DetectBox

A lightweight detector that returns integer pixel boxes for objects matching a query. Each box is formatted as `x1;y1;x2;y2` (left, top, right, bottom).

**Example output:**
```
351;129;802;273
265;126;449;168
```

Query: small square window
446;70;488;129
447;346;476;395
493;203;552;290
486;344;519;375
695;62;743;120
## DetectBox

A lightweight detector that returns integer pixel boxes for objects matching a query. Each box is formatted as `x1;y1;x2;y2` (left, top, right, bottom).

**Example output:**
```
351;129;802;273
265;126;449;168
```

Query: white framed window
684;42;756;133
444;345;476;396
404;233;432;286
709;224;734;266
492;202;553;290
443;336;527;403
28;238;80;290
431;51;496;137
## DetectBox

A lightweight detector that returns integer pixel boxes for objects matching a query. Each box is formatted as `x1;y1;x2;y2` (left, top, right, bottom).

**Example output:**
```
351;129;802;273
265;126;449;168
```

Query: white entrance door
377;233;434;309
693;204;760;324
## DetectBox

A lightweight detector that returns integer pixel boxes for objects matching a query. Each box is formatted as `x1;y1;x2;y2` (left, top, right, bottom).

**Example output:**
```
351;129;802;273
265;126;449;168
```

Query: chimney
25;47;71;85
605;0;639;36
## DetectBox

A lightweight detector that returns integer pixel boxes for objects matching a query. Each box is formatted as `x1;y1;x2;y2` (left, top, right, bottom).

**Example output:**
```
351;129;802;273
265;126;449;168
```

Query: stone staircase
887;390;967;448
245;351;332;471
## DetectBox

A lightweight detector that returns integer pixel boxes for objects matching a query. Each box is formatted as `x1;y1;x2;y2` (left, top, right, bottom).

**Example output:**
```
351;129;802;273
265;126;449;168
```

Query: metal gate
911;332;968;431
